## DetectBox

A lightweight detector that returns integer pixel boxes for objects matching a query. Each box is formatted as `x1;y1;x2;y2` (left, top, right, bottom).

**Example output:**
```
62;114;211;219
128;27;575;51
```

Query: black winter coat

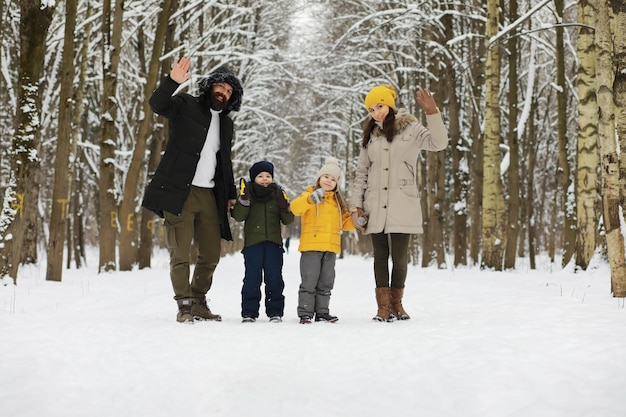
142;75;237;241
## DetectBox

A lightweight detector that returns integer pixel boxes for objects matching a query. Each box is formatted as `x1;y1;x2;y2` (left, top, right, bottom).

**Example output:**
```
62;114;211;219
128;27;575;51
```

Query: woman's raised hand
416;88;439;115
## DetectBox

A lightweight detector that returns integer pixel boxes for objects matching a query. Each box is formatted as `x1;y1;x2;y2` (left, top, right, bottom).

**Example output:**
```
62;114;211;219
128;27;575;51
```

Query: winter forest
0;0;625;294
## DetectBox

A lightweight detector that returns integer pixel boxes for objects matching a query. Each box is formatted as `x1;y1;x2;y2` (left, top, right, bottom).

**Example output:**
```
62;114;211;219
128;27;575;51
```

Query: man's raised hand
170;56;192;84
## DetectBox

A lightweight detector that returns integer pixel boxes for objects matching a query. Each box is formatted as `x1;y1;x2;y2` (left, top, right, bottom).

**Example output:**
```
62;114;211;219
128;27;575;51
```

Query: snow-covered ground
1;242;624;417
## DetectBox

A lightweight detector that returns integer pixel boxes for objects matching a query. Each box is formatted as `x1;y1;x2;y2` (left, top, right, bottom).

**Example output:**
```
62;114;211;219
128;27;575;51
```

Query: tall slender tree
47;0;78;281
438;2;467;267
596;0;626;296
504;0;520;270
0;0;55;283
98;0;125;272
481;0;506;270
555;0;576;267
575;0;598;270
611;0;626;296
118;0;174;271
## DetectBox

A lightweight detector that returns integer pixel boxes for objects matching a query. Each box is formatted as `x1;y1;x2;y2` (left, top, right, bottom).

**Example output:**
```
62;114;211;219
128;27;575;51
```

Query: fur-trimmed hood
197;66;243;113
371;108;417;138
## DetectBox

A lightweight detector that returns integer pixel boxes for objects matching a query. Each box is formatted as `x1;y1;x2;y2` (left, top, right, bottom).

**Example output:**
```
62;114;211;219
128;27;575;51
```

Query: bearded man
143;57;243;323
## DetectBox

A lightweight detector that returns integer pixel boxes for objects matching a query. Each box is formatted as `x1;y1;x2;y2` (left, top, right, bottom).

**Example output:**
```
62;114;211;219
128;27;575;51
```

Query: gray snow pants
297;251;336;317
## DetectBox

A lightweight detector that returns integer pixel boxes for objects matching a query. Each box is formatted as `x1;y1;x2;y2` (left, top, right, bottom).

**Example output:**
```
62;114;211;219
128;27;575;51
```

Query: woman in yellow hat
350;84;448;322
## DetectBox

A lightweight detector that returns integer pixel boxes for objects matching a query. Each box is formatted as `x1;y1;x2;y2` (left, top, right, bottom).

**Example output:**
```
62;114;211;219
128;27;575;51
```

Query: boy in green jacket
231;161;294;323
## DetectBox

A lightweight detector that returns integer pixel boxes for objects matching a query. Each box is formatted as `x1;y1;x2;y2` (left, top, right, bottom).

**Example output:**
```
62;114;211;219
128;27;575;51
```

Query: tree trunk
138;0;178;269
575;0;599;270
527;98;538;270
98;0;125;272
469;16;486;266
119;0;174;271
615;1;626;226
68;1;93;270
20;170;40;264
610;0;626;296
442;6;467;267
555;0;576;267
596;0;626;297
72;164;86;269
47;0;78;281
0;0;54;283
422;151;446;268
504;0;520;270
481;0;506;270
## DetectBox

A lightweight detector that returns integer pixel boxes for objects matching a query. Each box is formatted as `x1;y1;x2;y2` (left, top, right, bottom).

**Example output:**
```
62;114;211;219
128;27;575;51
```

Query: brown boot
373;287;393;322
390;287;410;320
191;296;222;321
176;298;194;323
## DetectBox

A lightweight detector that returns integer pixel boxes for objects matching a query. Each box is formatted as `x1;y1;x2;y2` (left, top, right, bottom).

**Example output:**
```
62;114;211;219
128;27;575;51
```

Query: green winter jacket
231;182;294;248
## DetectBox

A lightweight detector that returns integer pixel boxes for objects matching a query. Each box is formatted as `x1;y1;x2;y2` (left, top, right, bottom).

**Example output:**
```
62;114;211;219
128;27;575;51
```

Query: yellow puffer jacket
290;186;354;254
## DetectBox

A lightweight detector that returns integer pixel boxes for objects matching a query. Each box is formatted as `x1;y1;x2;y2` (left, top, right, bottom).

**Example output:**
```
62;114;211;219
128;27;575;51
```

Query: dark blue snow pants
241;241;285;318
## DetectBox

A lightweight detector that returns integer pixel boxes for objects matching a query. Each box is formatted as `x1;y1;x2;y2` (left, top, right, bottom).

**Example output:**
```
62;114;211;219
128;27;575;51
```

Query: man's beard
208;92;228;111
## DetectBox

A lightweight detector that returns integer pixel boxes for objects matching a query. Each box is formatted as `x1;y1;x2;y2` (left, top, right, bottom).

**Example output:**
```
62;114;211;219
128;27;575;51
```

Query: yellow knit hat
364;84;397;110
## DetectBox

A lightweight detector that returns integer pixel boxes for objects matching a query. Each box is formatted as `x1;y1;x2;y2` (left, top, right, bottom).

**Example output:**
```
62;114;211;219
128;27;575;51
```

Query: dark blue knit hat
249;161;274;180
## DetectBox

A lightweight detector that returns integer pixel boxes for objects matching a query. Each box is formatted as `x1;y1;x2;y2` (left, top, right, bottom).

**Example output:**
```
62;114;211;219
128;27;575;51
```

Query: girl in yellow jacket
290;157;354;324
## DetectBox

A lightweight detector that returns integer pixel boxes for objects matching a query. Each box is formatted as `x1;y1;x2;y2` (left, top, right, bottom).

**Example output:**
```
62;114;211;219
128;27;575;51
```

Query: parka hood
371;108;417;137
197;66;243;113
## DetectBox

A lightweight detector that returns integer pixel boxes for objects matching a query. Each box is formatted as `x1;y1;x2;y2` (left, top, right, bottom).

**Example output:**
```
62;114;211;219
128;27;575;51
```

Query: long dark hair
361;110;396;148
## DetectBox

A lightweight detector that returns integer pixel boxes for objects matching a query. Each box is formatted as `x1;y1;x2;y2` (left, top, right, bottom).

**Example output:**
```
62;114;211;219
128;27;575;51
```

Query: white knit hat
317;157;342;180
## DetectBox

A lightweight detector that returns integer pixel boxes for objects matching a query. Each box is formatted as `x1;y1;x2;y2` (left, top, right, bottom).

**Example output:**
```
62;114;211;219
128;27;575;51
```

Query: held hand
170;56;192;84
351;208;368;231
309;187;325;204
227;199;236;211
416;88;439;115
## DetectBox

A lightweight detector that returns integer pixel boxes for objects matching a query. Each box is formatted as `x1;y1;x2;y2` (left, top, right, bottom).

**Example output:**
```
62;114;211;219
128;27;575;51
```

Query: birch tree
595;0;626;296
610;0;626;296
482;0;506;270
575;0;598;270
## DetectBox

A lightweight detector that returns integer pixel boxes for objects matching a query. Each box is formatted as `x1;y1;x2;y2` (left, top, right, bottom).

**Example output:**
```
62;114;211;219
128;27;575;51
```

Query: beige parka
350;109;448;234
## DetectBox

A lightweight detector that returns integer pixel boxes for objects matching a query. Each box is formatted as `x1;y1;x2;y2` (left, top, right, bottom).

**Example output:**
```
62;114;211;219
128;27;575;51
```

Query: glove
238;178;251;207
351;208;368;231
275;188;290;211
309;187;325;204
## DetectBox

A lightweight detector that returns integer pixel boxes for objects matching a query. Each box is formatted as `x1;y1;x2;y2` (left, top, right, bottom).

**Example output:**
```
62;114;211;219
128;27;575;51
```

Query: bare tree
610;0;626;296
47;0;78;281
0;0;55;283
596;0;626;296
481;0;506;270
504;0;520;270
118;0;175;270
98;0;125;272
555;0;576;267
575;0;598;270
